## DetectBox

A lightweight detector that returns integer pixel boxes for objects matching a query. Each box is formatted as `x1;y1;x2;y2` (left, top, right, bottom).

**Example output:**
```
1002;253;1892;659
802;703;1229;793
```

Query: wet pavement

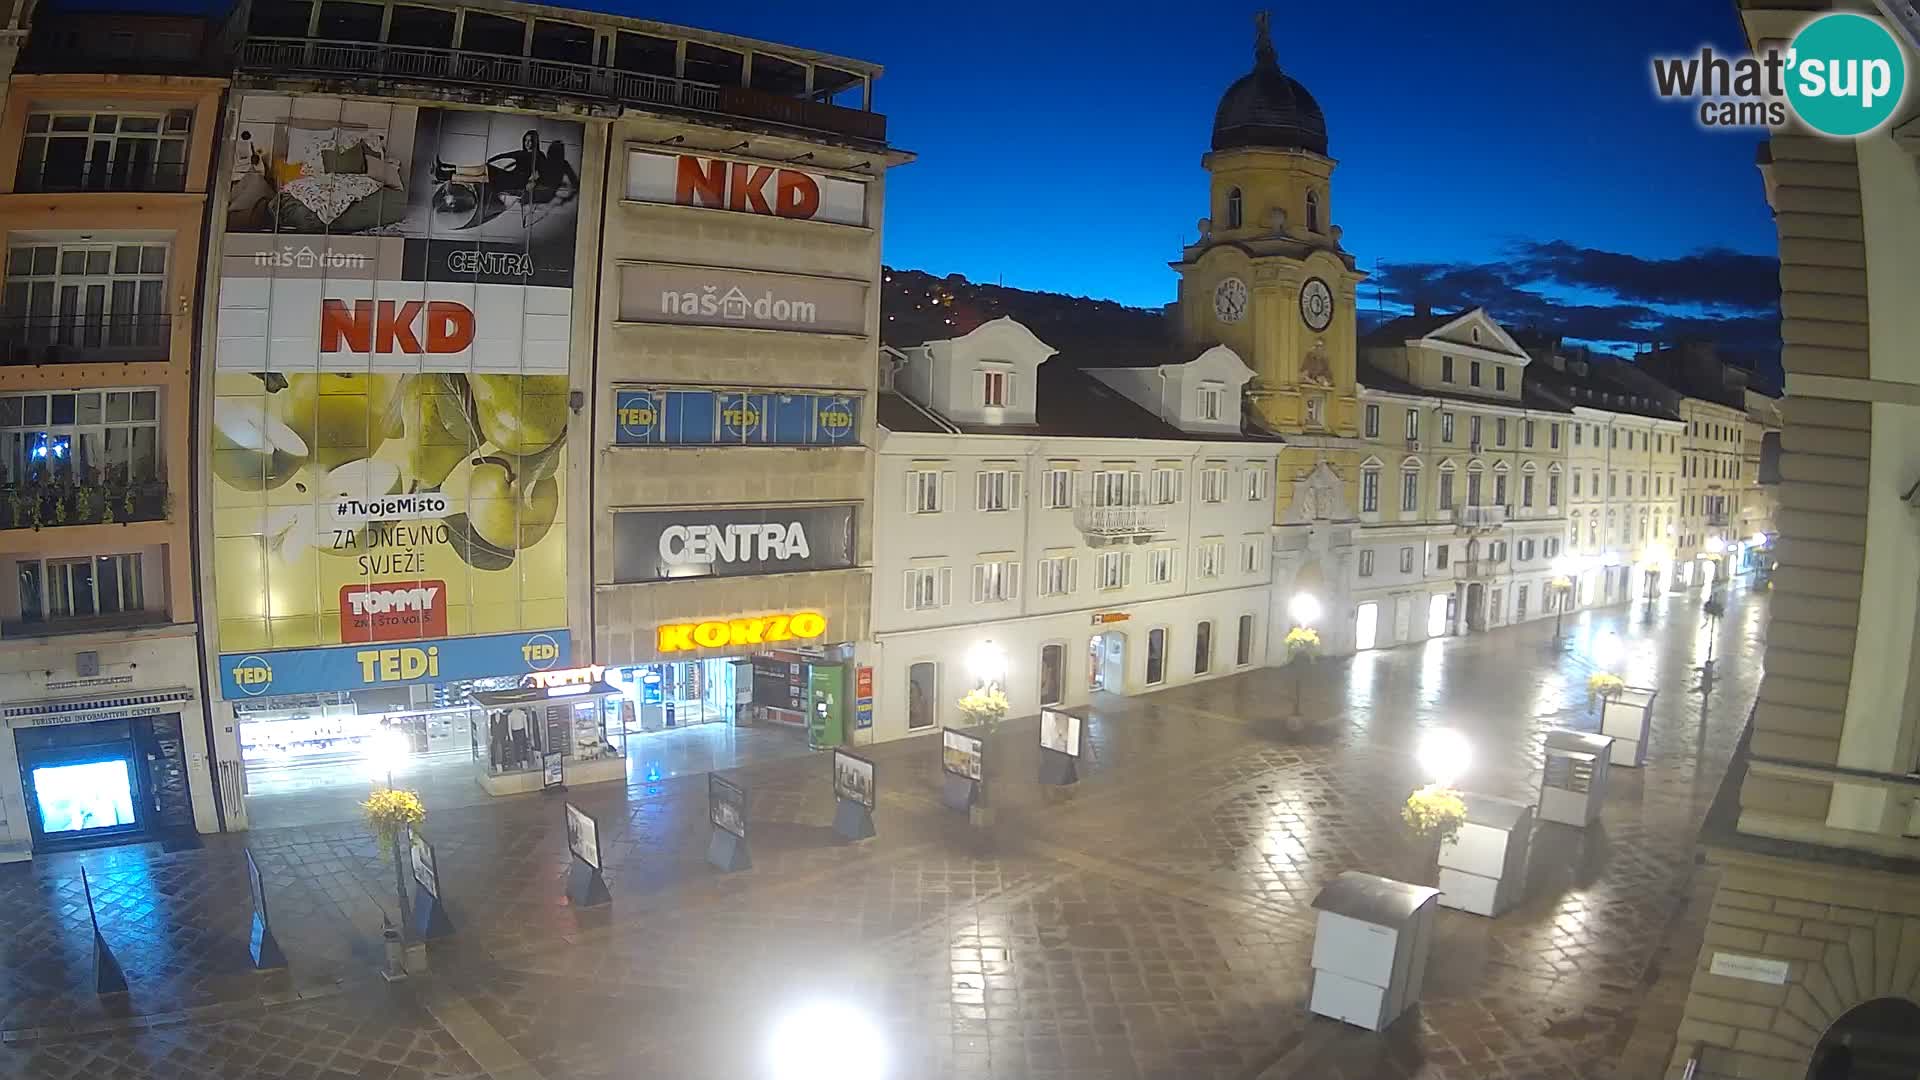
0;580;1768;1079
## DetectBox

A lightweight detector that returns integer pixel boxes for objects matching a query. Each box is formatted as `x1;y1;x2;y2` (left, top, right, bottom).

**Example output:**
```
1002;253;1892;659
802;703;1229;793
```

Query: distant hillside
881;268;1171;355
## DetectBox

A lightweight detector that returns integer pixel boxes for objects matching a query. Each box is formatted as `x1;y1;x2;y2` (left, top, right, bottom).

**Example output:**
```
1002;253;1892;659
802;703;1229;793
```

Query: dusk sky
592;0;1784;375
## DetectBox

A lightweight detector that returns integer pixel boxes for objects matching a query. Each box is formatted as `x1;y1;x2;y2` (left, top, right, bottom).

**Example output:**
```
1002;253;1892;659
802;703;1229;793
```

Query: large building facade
1667;4;1920;1077
0;8;225;858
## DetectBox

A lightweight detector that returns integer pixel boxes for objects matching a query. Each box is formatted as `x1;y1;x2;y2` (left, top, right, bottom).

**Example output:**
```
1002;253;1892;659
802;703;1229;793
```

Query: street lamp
967;639;1007;691
1548;558;1574;648
1285;591;1323;721
1417;728;1472;789
1289;591;1322;627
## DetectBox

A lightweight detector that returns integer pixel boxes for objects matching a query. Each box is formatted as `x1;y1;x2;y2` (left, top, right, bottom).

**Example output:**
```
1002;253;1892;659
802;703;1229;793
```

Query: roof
880;366;1283;444
875;391;952;435
1212;18;1328;156
1359;360;1571;414
1359;311;1460;345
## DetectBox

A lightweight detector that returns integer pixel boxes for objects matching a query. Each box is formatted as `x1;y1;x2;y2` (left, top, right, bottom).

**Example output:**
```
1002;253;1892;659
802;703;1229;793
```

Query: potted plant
1402;783;1468;878
956;686;1009;728
1588;672;1625;709
1284;625;1322;721
363;788;426;938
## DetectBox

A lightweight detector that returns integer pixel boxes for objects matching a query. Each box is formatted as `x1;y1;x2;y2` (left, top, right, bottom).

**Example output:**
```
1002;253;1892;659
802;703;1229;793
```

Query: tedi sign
613;504;857;583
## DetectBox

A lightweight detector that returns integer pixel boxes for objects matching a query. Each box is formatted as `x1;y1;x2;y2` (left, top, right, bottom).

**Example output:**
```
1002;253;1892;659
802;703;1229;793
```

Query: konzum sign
626;149;867;227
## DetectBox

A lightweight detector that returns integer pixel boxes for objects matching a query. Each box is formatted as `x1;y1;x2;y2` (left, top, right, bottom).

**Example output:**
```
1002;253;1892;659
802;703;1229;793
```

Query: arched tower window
1226;188;1243;229
1305;190;1321;233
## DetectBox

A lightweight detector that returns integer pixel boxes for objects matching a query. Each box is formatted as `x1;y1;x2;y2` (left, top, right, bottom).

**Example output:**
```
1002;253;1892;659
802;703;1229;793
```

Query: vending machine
808;663;846;750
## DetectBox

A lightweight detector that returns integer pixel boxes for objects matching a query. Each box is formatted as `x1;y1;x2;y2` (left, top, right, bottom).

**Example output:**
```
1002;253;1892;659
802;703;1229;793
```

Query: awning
3;687;196;728
469;682;621;708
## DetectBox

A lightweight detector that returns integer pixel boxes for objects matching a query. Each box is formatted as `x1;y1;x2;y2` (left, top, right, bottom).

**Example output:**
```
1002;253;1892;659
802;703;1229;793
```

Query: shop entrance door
18;719;145;851
1038;643;1064;707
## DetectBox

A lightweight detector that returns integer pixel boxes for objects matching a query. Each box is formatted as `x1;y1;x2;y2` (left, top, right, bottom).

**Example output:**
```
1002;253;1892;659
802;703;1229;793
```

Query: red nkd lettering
671;155;823;221
320;299;475;354
674;155;727;208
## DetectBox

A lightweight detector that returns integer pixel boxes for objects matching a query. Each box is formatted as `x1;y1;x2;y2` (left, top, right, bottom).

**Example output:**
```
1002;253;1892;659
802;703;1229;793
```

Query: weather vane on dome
1253;11;1277;68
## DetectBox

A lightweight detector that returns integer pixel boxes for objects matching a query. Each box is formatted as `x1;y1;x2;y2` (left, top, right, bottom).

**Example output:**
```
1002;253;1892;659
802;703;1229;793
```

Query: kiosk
1309;871;1439;1032
1539;729;1613;827
470;681;626;796
1599;686;1656;768
1436;794;1534;917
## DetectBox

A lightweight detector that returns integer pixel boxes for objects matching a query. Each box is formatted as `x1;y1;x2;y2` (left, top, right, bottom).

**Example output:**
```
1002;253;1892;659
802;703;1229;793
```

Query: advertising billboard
625;149;869;227
618;263;867;335
611;505;856;584
210;94;581;666
613;387;858;446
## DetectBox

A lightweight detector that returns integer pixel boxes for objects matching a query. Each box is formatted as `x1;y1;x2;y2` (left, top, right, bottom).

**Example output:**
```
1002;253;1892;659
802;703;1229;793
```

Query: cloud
1370;241;1781;369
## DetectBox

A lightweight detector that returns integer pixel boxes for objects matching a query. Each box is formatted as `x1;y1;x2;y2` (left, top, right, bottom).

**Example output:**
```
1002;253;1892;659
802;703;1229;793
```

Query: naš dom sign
657;611;827;653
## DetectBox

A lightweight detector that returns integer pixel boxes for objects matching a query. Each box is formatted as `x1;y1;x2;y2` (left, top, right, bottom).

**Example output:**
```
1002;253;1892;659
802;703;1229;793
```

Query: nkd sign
619;263;867;336
611;504;857;584
626;150;868;227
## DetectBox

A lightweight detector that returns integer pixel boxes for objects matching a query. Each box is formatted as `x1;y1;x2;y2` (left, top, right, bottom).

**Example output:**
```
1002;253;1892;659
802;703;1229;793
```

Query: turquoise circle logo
1786;13;1907;137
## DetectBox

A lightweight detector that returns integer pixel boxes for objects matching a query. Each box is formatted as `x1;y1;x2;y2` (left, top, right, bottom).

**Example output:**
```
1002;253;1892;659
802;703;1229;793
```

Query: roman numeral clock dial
1213;276;1248;324
1299;276;1334;332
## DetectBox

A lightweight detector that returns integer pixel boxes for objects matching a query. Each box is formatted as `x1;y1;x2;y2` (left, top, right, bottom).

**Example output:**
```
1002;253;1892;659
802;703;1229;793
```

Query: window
1400;469;1419;512
1441;356;1455;383
1146;628;1167;685
981;369;1009;408
1573;424;1583;446
1469;415;1482;447
1305;189;1321;232
1609;428;1617;449
1516;585;1529;620
1364;404;1380;438
1435;544;1450;569
1438;469;1455;510
1548;474;1560;507
1194;621;1213;675
1467;470;1483;505
972;557;1020;603
1037;553;1076;596
20;552;143;623
1097;550;1128;590
1225;187;1243;229
1470;360;1482;387
1241;536;1262;574
1495;417;1507;446
907;662;937;730
1546;537;1560;558
1494;473;1508;505
1405;410;1420;441
1522;474;1534;507
1496;367;1507;392
1399;546;1414;574
1200;465;1229;503
1150;467;1183;505
909;469;944;513
975;467;1021;511
1550;423;1560;449
1608;473;1617;497
1148;546;1177;584
1;388;161;487
1198;383;1224;421
1196;539;1225;579
1524;420;1535;448
903;566;950;610
1236;614;1255;666
1358;549;1375;577
1441;412;1455;443
20;110;193;193
1042;467;1074;509
1518;539;1533;561
1360;467;1380;513
1245;466;1268;502
1093;469;1137;507
5;243;170;350
1573;472;1582;497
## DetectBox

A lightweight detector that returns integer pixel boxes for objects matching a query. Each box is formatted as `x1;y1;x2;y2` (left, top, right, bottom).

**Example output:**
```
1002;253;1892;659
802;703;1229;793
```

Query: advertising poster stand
831;749;877;842
564;802;610;907
707;774;751;873
83;867;128;995
409;829;454;939
939;728;983;813
247;847;287;969
1039;708;1082;786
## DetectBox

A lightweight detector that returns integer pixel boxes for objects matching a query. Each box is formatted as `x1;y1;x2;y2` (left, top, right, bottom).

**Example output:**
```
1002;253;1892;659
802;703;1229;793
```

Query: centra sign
657;611;827;653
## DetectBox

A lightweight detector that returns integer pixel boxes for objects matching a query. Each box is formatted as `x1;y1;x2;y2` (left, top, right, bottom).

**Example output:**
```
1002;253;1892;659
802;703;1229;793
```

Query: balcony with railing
1453;558;1504;581
14;159;188;195
1073;504;1171;544
236;36;887;145
1452;504;1507;530
1705;510;1731;527
1;478;169;531
0;315;172;366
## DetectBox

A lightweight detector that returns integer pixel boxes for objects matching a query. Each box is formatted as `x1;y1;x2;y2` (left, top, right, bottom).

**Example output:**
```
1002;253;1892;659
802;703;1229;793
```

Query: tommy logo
340;581;448;642
321;299;476;354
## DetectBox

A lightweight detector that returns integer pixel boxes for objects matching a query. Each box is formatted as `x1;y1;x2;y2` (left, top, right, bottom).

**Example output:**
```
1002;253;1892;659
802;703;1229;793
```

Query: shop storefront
470;672;625;794
0;628;209;859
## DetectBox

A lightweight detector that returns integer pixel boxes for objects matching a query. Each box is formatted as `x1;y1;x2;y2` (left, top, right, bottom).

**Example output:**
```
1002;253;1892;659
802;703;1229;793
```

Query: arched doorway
1807;997;1920;1079
1464;582;1485;632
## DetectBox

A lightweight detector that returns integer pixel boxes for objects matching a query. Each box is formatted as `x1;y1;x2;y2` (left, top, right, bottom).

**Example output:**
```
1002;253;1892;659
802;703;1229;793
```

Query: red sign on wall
340;580;449;642
856;665;873;698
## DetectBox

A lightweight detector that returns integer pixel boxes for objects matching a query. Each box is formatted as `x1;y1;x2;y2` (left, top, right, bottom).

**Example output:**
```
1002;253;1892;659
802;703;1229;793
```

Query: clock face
1300;277;1334;332
1213;277;1248;324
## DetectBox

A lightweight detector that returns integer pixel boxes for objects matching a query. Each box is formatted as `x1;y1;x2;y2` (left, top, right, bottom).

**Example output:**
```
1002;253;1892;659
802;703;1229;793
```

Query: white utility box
1599;686;1656;767
1308;871;1440;1031
1539;729;1613;827
1436;794;1534;917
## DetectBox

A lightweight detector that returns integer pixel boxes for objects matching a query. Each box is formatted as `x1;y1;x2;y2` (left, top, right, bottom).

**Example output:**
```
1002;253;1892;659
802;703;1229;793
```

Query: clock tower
1171;12;1366;439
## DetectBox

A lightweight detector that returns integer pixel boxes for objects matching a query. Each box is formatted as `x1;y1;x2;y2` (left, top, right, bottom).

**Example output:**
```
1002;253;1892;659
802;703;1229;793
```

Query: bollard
381;923;407;982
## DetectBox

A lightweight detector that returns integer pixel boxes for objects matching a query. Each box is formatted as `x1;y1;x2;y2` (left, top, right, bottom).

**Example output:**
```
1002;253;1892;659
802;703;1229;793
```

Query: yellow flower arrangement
1588;673;1626;700
1403;784;1468;845
363;787;426;852
956;686;1010;726
1284;625;1322;663
1548;575;1574;592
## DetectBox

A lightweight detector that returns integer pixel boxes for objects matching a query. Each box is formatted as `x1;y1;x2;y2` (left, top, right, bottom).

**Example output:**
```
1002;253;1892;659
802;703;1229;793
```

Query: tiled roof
1359;360;1570;413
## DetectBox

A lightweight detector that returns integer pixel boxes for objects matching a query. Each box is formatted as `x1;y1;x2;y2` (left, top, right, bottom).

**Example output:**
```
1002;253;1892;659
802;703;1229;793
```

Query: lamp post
1285;591;1322;720
1699;545;1726;685
1548;558;1574;650
967;639;1007;693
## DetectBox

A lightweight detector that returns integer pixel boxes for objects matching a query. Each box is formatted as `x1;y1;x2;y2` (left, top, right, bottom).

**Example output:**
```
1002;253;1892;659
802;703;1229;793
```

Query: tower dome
1211;13;1328;155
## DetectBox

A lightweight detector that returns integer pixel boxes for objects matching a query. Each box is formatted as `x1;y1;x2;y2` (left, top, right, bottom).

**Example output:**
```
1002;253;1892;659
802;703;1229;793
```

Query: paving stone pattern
0;583;1768;1079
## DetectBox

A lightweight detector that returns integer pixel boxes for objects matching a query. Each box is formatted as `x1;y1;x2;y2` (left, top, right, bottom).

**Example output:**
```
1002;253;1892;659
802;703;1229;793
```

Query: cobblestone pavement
0;580;1769;1079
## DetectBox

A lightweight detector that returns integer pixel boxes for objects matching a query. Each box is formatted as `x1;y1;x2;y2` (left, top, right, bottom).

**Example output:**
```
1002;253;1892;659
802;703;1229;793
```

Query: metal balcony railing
14;159;188;194
1073;504;1170;541
1452;504;1507;529
238;37;886;143
1453;558;1504;580
0;314;171;365
1705;511;1731;526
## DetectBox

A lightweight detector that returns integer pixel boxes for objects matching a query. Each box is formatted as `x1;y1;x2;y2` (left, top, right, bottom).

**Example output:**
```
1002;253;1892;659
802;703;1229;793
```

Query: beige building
1667;4;1920;1077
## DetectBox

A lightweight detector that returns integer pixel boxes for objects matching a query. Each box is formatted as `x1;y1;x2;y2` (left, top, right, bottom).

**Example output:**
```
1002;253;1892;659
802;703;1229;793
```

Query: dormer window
1226;187;1243;229
1197;382;1225;421
1471;327;1481;344
1305;189;1320;233
981;368;1010;408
